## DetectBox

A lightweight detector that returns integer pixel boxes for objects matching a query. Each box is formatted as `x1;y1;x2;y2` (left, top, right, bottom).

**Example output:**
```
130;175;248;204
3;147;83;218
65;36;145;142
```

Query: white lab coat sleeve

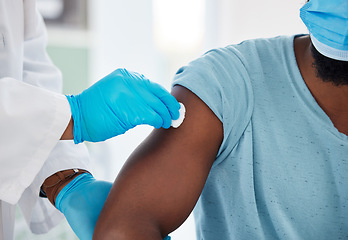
0;0;94;237
0;2;75;205
0;78;71;205
22;4;64;93
16;5;93;234
0;201;16;240
18;141;91;234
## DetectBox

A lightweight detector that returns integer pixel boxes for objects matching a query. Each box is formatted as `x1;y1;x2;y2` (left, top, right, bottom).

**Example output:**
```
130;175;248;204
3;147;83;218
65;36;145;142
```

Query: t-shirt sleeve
172;47;254;164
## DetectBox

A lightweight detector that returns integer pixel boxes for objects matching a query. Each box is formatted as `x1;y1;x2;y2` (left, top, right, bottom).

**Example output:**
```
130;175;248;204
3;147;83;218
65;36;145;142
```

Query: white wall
203;0;308;50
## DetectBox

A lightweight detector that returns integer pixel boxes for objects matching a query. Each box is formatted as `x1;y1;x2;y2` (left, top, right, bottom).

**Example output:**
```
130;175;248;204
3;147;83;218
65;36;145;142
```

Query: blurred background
15;0;307;239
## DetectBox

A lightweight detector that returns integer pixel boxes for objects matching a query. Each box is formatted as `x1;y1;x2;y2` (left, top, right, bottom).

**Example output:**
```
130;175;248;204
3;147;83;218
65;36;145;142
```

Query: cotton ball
171;103;186;128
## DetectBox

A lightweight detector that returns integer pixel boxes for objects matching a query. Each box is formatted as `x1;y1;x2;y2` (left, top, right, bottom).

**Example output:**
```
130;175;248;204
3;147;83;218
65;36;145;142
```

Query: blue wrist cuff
164;236;171;240
65;95;83;144
55;173;93;211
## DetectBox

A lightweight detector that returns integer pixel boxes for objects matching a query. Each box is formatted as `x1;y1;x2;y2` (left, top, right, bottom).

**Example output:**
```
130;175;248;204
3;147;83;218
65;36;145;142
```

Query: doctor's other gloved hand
66;68;180;144
55;173;112;240
55;174;171;240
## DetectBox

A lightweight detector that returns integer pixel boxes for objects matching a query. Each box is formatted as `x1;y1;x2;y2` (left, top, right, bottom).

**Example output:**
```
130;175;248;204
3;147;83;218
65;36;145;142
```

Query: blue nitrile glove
56;173;171;240
66;68;180;144
55;173;112;240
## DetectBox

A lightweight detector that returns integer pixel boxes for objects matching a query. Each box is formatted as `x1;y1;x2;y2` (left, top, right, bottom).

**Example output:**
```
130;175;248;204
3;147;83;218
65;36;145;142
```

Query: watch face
39;186;47;198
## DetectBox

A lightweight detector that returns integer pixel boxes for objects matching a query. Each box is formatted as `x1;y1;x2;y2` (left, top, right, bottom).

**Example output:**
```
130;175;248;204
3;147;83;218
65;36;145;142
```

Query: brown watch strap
41;169;90;207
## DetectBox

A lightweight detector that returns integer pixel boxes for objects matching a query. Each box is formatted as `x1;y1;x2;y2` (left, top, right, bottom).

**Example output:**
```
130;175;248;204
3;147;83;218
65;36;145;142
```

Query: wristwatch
40;168;90;206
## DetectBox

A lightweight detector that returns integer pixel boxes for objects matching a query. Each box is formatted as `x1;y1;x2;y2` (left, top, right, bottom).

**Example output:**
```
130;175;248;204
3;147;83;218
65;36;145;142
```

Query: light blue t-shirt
172;35;348;240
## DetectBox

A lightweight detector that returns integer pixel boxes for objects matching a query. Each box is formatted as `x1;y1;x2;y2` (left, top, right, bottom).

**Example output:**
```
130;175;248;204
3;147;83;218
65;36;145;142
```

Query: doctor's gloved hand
66;68;180;144
55;173;112;240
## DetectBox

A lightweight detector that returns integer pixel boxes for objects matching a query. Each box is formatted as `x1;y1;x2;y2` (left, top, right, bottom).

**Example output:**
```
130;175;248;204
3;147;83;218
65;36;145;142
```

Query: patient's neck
294;35;348;135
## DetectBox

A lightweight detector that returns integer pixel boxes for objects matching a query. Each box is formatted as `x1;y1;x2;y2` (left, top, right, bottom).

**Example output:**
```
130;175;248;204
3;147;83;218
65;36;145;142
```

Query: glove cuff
55;172;94;212
65;95;83;144
41;169;90;207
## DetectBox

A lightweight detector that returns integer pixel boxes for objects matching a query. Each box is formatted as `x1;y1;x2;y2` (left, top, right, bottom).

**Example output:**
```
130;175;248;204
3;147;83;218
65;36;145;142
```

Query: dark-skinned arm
93;85;223;240
60;116;74;140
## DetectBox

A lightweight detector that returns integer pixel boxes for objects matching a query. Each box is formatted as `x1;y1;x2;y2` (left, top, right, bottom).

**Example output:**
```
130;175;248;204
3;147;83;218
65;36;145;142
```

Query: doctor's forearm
60;116;74;140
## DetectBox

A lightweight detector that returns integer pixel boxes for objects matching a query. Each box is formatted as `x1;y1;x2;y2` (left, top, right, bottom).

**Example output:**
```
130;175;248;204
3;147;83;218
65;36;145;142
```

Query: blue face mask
300;0;348;61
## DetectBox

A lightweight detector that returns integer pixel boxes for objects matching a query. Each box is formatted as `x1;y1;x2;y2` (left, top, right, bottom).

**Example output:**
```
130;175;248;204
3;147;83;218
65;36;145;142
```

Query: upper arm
94;85;223;239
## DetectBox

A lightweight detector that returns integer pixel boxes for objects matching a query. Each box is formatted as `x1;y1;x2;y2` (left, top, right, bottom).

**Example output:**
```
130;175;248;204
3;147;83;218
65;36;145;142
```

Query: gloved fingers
111;68;133;79
138;107;164;129
118;68;180;121
146;97;173;129
125;82;172;129
146;82;180;120
135;91;172;129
